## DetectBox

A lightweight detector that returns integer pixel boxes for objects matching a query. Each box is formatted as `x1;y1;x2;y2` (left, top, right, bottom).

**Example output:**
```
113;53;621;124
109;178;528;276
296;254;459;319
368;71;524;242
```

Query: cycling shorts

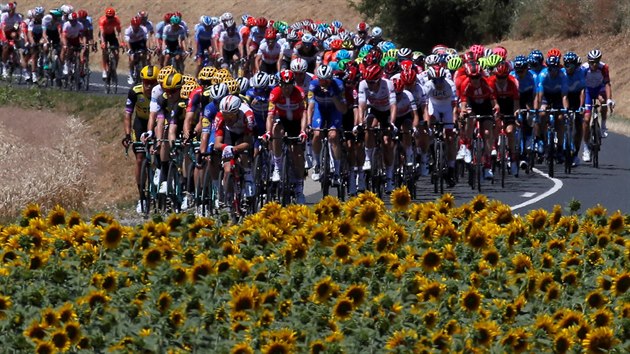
46;30;61;46
259;62;277;75
277;117;301;137
342;110;355;133
132;117;149;142
428;101;454;125
219;130;245;147
104;33;119;48
66;37;81;48
468;100;493;116
394;113;412;127
129;40;146;53
519;91;534;110
367;107;391;127
585;86;607;112
312;106;343;130
222;48;239;63
540;92;563;109
164;40;181;54
196;39;211;56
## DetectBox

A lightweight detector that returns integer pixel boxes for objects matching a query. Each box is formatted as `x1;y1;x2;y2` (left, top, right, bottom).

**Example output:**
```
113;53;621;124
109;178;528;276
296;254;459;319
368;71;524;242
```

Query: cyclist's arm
332;88;347;114
183;111;194;139
306;99;315;127
179;33;187;52
411;105;420;130
217;34;224;56
562;95;569;111
214;129;224;152
255;52;262;72
234;132;253;153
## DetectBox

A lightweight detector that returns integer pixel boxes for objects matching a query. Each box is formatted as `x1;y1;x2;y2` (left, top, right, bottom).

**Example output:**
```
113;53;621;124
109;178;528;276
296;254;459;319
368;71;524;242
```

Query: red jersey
214;108;255;139
186;86;205;113
487;75;519;100
268;86;306;121
98;16;121;35
460;77;496;104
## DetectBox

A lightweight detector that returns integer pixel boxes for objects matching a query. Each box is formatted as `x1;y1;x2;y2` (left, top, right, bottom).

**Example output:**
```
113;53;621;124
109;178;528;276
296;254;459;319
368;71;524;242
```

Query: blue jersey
510;70;536;94
563;67;586;94
194;23;213;42
245;87;271;116
307;78;345;111
536;68;568;96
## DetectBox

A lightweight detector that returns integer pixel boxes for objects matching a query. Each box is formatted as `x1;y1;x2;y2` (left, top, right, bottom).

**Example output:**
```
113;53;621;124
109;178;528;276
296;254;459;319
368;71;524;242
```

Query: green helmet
478;57;490;70
487;54;503;69
380;55;396;67
447;56;463;71
386;48;398;59
50;8;63;17
337;58;351;71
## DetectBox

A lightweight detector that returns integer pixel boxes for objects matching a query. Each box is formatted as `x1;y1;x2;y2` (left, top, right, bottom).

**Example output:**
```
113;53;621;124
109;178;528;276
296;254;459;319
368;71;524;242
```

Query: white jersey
124;26;148;43
0;12;22;30
150;85;164;113
257;39;282;64
61;21;84;39
162;24;186;42
358;79;396;111
219;30;241;51
422;78;457;104
396;90;417;117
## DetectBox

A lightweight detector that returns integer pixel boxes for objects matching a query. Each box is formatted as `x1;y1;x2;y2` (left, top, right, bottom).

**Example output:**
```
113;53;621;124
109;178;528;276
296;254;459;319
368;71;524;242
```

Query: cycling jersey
98;16;121;36
219;30;241;52
357;79;396;111
245;87;271;116
257;39;281;64
536;69;568;96
124;26;148;44
186;86;206;114
488;75;519;115
268;85;306;121
162;24;186;43
156;93;187;124
62;21;84;45
141;20;154;34
293;43;320;70
581;61;610;88
1;12;22;32
214;105;256;145
295;73;313;93
423;78;457;124
564;67;586;94
248;26;265;45
126;84;151;119
308;78;345;129
395;90;417;118
201;100;220;146
460;77;496;104
150;85;164;113
28;18;44;38
155;20;166;40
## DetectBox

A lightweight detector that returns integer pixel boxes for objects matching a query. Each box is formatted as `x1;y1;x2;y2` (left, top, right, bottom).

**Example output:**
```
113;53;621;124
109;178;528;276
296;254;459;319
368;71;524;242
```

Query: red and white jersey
357;78;396;111
257;39;282;64
390;72;426;106
215;105;256;138
124;25;148;43
396;90;417;117
62;21;84;39
581;61;610;88
1;12;22;31
219;30;242;51
268;86;306;121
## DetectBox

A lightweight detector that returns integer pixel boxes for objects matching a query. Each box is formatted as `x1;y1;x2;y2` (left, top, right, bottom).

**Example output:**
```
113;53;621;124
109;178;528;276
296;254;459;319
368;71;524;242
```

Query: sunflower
143;247;162;268
545;283;562;302
101;272;117;292
344;284;367;307
101;222;124;249
590;308;613;328
553;328;574;354
41;307;59;327
309;340;325;354
230;284;259;313
527;209;548;230
423;310;439;328
57;302;76;323
494;205;513;225
511;253;532;274
470;195;487;212
420;280;445;302
83;290;109;308
421;248;441;271
261;341;291;354
373;233;391;253
261;289;279;306
537;272;554;292
22;203;41;220
473;320;500;347
63;321;81;344
586;204;607;219
50;329;70;351
157;292;172;313
231;342;254;354
278;300;291;317
390;186;411;211
541;252;554;269
461;288;483;312
354;254;375;267
337;219;354;237
46;205;66;227
500;327;529;353
91;212;114;226
558;310;584;329
35;341;55;354
607;211;624;233
534;314;556;335
431;330;451;351
191;260;213;282
612;272;630;296
582;327;619;354
358;202;379;225
0;294;11;319
257;309;275;327
172;266;188;286
561;270;579;286
66;211;82;227
311;276;338;304
332;296;354;320
466;224;490;250
585;290;607;308
385;329;418;350
169;309;186;328
29;251;48;270
333;241;351;260
24;321;47;340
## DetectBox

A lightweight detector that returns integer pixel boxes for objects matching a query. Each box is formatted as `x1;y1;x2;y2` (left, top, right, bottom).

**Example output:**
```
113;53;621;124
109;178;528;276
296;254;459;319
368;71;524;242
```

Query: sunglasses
367;79;379;85
470;76;481;80
164;88;180;94
358;31;367;35
142;79;157;85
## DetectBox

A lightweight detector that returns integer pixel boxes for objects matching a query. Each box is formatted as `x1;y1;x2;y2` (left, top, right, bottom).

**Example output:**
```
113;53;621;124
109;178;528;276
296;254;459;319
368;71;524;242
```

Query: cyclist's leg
133;117;148;188
363;109;377;169
311;105;323;172
328;111;343;181
597;88;608;131
271;119;284;176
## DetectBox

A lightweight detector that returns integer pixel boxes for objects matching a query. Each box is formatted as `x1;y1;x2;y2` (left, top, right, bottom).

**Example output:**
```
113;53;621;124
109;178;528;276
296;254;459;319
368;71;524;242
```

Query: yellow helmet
216;68;232;82
157;65;177;83
225;79;240;95
180;82;199;99
182;74;196;85
162;72;183;90
198;66;217;81
140;65;159;81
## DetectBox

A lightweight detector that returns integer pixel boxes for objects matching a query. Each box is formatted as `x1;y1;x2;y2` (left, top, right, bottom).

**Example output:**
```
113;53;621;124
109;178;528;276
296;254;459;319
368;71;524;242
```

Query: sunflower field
0;189;628;353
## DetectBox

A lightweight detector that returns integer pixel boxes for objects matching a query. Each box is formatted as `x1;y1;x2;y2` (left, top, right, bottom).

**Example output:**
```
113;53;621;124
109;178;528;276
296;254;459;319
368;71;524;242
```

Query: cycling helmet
330;39;343;51
546;55;560;67
174;11;182;18
315;31;327;42
397;47;412;61
241;13;250;24
344;65;360;83
493;46;508;59
529;49;544;64
587;49;602;62
335;49;351;61
427;66;447;80
220;12;234;23
170;16;181;25
547;48;562;58
371;26;382;38
469;44;485;57
352;36;365;48
205;83;229;101
162;73;184;90
215;68;232;82
182;74;196;85
494;61;511;77
464;62;482;77
301;33;314;45
34;6;45;16
225;79;240;95
400;69;416;86
77;9;88;19
250;72;270;89
290;58;308;73
157;66;177;83
138;11;148;19
210;17;220;27
331;20;343;29
446;56;462;71
201;15;212;26
198;66;217;82
67;12;78;21
339;31;351;42
384;48;397;59
316;65;333;80
256;17;268;28
268;74;279;87
487;54;503;68
235;76;249;93
163;13;173;23
363;64;382;81
50;8;63;17
287;31;299;42
246;16;256;27
60;5;74;15
279;69;295;85
563;51;578;66
105;7;116;18
180;82;199;99
337;58;351;70
393;78;406;93
131;16;142;27
513;55;527;70
356;22;370;33
219;95;242;113
264;27;277;40
381;57;398;73
478;57;490;70
425;54;440;66
224;19;236;29
412;51;425;64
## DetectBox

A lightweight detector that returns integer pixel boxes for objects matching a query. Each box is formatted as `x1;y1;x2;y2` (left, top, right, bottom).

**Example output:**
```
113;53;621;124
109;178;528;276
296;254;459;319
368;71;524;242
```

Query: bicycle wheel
474;139;483;193
433;141;442;194
251;152;267;214
73;58;81;91
321;140;330;197
499;135;507;188
139;159;153;218
280;151;292;206
547;131;555;178
200;165;214;217
166;161;182;213
591;119;601;168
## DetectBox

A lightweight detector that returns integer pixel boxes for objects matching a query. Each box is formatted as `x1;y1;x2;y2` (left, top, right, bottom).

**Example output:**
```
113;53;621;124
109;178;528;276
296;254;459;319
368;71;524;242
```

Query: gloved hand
412;126;419;137
261;131;271;143
140;131;153;142
222;145;234;160
577;106;585;114
607;99;615;108
390;122;399;136
122;134;132;148
352;124;361;135
299;130;308;144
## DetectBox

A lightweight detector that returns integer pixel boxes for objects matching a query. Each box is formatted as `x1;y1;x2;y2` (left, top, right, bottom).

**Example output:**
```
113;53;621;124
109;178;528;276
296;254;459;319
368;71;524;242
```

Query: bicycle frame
466;114;495;192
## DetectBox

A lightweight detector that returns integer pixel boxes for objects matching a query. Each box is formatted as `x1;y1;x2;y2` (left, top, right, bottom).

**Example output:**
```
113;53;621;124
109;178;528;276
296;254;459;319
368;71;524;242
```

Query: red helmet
279;69;295;85
264;28;277;40
246;16;256;27
547;48;562;59
469;44;485;57
400;69;416;86
493;46;508;60
345;65;360;83
137;11;148;19
330;39;343;51
256;17;268;28
494;61;511;78
175;11;182;18
164;12;173;23
105;7;116;17
7;2;15;11
399;60;414;73
77;9;88;19
383;61;399;77
131;16;142;27
393;78;405;93
356;22;369;32
465;62;481;77
68;12;78;21
363;64;382;81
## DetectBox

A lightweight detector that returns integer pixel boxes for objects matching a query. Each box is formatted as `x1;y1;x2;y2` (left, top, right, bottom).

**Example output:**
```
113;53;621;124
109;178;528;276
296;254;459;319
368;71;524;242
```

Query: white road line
521;192;536;198
510;168;563;211
89;82;131;90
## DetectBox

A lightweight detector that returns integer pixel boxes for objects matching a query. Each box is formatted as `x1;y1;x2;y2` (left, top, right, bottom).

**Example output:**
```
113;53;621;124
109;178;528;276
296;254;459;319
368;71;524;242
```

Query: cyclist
214;95;256;200
25;6;45;82
391;77;420;169
510;54;537;170
292;33;320;73
423;65;458;186
358;63;398;194
60;12;85;77
0;1;22;79
489;61;520;176
98;7;122;80
534;55;569;163
155;13;173;67
77;10;94;53
194;15;215;76
280;30;299;70
528;49;545;77
122;65;159;214
562;51;585;166
290;57;312;93
582;49;614;157
245;17;268;74
308;64;347;185
162;15;188;72
184;66;216;142
136;11;155;63
459;61;499;180
262;69;308;204
124;16;149;85
218;19;244;74
255;27;281;75
246;71;272;146
341;64;363;195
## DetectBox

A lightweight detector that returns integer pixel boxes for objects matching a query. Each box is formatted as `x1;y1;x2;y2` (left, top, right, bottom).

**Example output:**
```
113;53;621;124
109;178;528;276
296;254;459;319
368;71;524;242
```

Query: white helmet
207;82;228;101
290;58;308;73
301;33;314;45
235;76;249;93
371;26;382;38
250;72;270;89
60;4;73;15
315;64;333;80
220;12;233;22
219;95;242;113
425;54;440;66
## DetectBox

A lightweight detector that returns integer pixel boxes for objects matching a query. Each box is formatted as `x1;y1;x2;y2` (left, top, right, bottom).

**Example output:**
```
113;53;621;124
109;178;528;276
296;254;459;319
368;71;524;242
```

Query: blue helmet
513;55;527;70
563;51;578;65
529;50;544;64
336;49;351;61
546;55;560;67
